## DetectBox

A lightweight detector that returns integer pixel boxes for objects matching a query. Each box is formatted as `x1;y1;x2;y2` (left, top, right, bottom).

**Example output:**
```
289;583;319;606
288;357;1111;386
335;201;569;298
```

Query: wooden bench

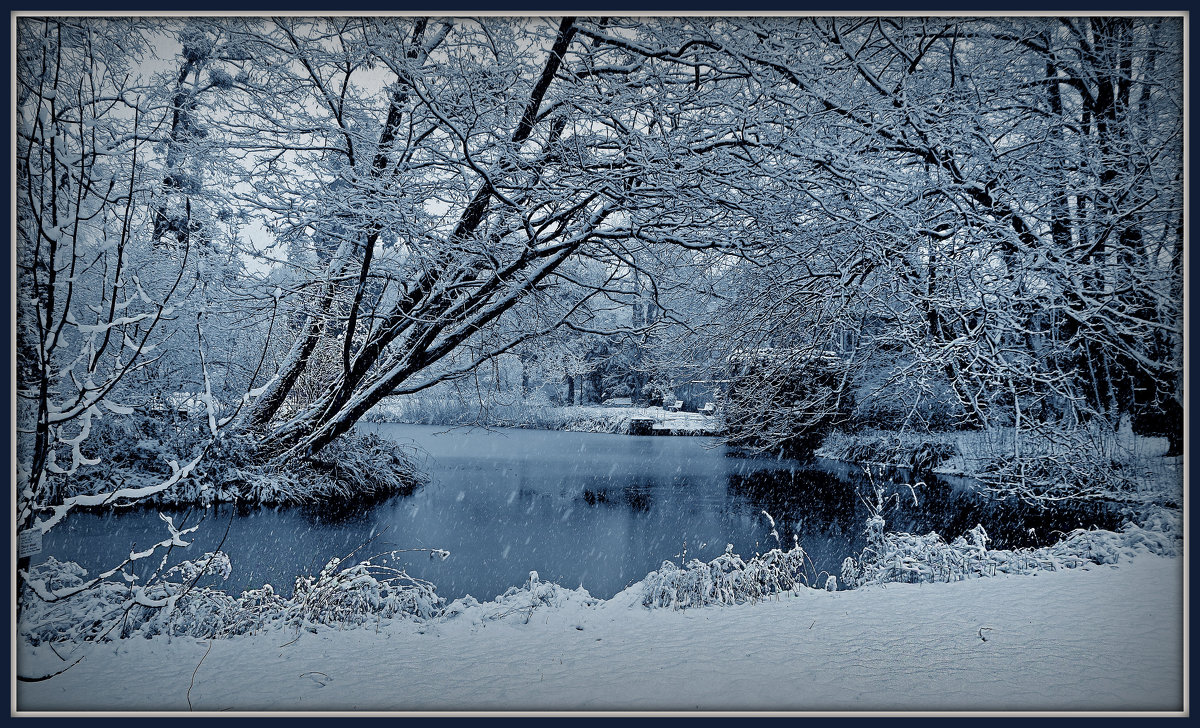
700;402;716;416
664;400;684;412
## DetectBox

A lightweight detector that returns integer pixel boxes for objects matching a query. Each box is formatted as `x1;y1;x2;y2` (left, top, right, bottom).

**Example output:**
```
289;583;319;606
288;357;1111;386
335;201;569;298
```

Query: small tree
723;348;855;459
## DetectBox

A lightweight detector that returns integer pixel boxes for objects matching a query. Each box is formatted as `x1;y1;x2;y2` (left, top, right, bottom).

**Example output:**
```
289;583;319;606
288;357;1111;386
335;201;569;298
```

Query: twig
180;505;236;599
187;639;213;710
18;656;85;682
279;630;303;648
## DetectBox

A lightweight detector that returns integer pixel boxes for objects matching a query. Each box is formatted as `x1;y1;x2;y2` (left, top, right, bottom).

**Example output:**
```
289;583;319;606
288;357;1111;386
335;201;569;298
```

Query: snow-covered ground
367;399;723;435
17;553;1183;714
602;405;719;434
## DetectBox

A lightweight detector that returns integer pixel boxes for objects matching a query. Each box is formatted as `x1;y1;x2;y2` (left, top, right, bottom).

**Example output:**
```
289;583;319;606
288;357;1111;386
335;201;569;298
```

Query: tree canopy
16;15;1183;521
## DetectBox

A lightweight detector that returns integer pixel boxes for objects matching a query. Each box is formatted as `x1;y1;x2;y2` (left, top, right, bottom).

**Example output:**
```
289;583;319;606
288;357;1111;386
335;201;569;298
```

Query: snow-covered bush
840;482;1183;589
41;424;425;509
841;519;1179;589
294;432;426;501
21;553;238;644
53;412;205;501
200;431;424;504
281;552;445;630
481;571;600;624
823;422;1176;505
974;449;1135;503
50;424;427;510
641;543;808;609
1046;520;1179;564
125;431;427;506
818;429;958;472
21;545;451;644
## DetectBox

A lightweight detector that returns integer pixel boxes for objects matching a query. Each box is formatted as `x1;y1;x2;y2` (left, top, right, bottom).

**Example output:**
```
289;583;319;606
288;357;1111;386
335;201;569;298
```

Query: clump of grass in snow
641;542;809;609
465;570;601;625
266;549;446;632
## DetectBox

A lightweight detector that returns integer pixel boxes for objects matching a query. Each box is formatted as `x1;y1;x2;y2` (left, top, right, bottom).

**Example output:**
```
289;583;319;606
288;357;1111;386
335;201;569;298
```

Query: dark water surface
37;424;1122;600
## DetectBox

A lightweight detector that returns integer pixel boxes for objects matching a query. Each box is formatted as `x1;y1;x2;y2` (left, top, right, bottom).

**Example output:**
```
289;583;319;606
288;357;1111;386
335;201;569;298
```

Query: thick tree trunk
245;19;580;462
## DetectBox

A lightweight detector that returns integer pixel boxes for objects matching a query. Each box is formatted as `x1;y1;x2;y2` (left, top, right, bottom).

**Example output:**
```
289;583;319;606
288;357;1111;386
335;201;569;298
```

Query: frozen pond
38;424;1121;601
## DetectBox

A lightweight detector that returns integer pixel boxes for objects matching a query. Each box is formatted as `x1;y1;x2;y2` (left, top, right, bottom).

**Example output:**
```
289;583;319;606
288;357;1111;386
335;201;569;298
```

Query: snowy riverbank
368;400;1182;503
366;399;723;436
18;552;1183;713
816;427;1183;504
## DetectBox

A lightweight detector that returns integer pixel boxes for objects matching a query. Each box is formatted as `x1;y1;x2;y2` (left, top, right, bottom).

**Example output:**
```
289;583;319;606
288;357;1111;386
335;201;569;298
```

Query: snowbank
367;399;723;436
17;553;1183;713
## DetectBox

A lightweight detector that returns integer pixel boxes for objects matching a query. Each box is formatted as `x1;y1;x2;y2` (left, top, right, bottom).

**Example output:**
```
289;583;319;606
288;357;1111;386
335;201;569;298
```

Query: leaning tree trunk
239;19;582;462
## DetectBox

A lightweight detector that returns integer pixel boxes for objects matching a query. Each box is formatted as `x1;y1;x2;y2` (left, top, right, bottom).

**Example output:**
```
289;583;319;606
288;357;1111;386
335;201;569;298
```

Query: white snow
367;400;723;435
17;553;1183;714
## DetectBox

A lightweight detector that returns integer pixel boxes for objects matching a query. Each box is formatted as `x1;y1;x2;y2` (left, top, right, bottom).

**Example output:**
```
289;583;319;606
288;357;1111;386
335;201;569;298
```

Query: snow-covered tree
609;17;1183;472
16;15;1183;511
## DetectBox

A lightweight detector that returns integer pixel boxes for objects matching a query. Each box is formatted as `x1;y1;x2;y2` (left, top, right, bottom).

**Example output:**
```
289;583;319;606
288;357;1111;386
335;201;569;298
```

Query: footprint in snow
300;672;332;687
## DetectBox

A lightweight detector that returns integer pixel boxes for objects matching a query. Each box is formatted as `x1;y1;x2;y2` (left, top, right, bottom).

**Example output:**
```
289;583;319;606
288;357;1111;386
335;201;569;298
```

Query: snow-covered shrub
218;583;290;636
280;551;445;629
300;432;425;501
190;431;425;505
840;487;1183;589
722;349;853;461
20;558;124;644
188;431;266;503
1047;519;1180;564
842;525;997;587
56;412;204;501
641;543;808;609
819;423;1178;507
822;431;958;473
21;546;451;643
21;553;238;644
841;523;1146;588
848;364;963;432
1129;503;1183;537
43;421;426;509
482;571;599;624
840;557;860;590
974;450;1135;503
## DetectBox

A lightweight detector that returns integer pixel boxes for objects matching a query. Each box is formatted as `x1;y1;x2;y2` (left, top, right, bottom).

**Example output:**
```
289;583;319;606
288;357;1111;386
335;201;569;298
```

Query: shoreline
18;551;1183;712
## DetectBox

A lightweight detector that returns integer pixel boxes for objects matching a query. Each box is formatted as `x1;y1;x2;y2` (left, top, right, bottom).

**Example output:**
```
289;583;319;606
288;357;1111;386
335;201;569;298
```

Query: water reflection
37;424;1121;601
582;483;654;512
